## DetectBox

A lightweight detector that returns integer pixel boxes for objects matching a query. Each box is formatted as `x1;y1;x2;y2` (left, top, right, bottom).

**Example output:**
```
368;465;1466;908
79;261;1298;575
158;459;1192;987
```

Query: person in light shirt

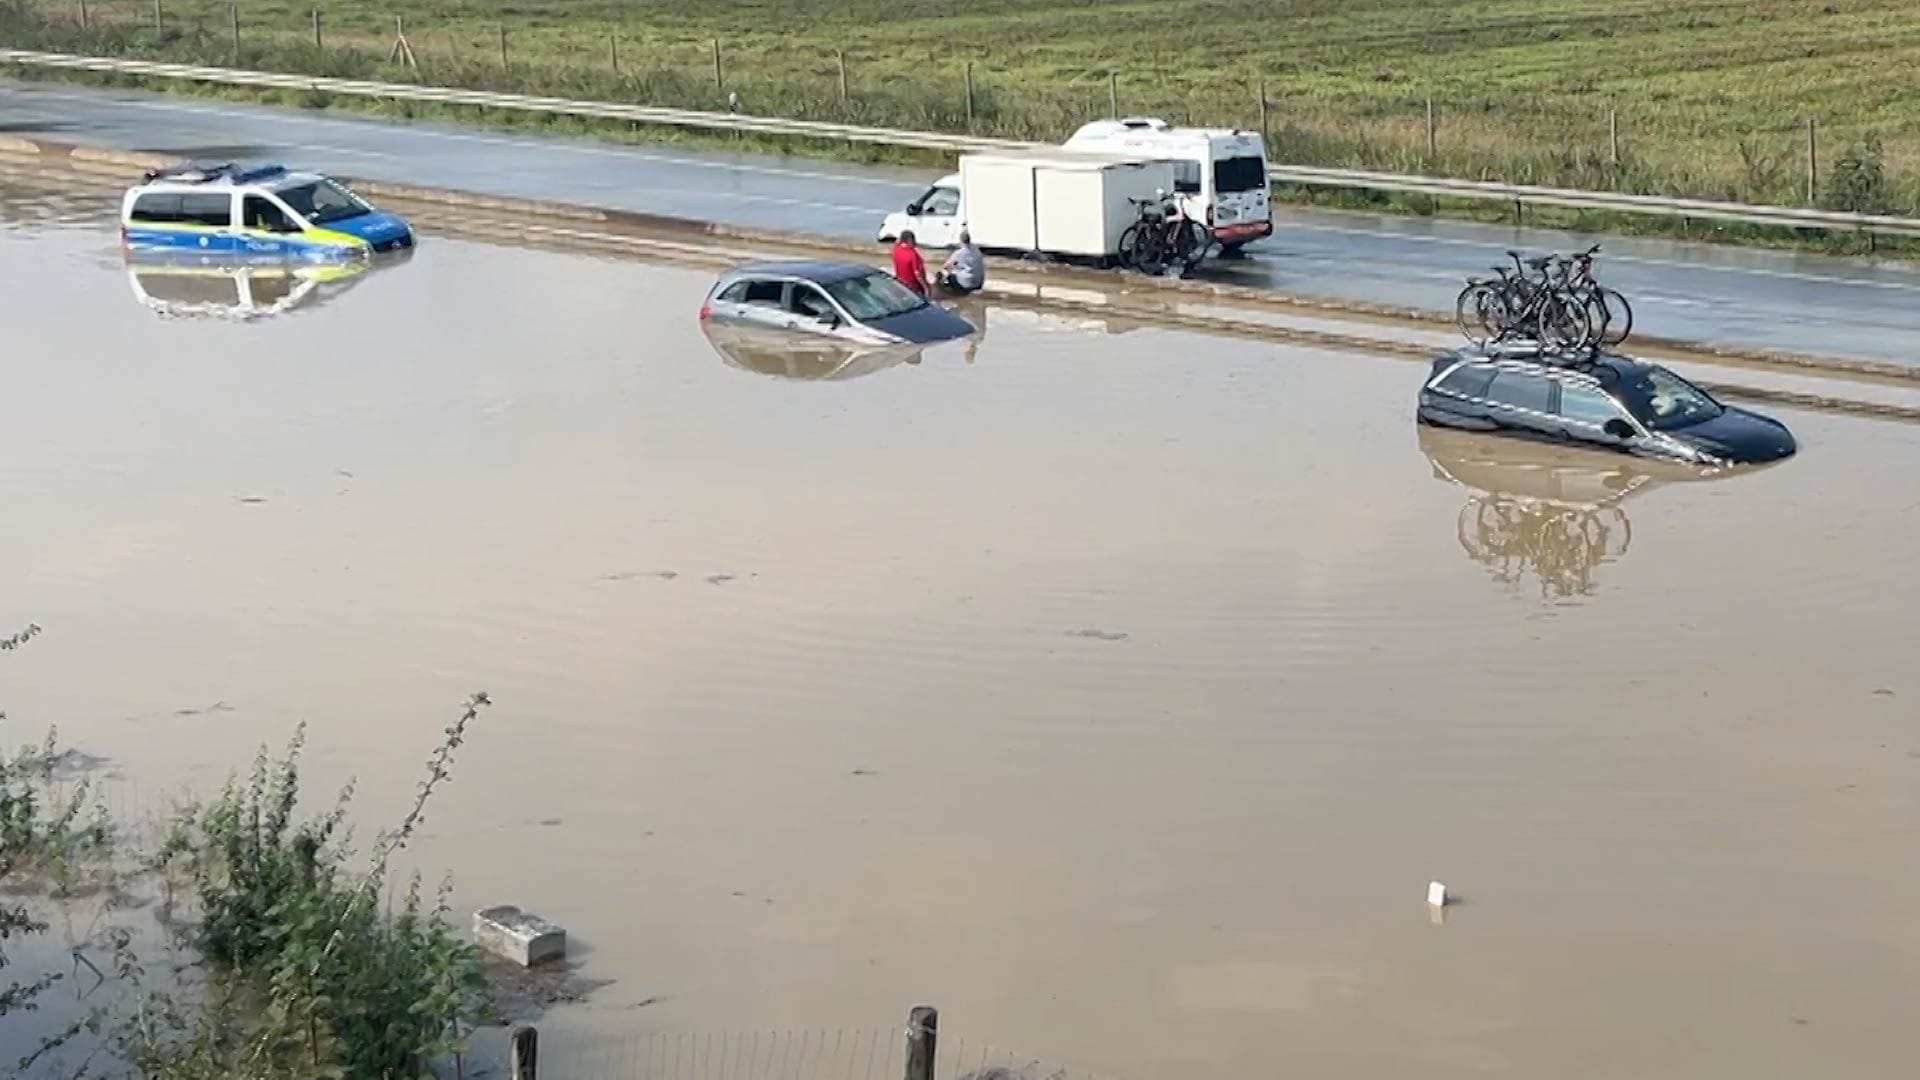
936;230;985;295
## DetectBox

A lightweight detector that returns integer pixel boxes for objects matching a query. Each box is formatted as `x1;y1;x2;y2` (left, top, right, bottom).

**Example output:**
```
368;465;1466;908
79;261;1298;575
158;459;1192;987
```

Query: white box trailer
878;150;1178;267
963;151;1176;263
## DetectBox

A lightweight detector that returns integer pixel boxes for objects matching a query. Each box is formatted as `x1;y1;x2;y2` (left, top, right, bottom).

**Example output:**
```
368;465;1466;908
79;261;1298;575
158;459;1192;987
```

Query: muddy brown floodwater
1;188;1917;1080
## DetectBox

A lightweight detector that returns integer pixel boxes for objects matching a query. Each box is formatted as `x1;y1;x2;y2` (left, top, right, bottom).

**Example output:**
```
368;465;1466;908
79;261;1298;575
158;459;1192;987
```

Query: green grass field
8;0;1920;216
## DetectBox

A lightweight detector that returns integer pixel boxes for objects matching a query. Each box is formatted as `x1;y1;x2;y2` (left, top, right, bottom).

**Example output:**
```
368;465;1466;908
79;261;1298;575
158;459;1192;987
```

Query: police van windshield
273;179;371;224
1212;156;1266;194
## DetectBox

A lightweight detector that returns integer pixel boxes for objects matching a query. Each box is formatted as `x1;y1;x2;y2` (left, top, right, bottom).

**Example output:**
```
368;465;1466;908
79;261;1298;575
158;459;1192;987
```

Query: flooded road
2;184;1918;1080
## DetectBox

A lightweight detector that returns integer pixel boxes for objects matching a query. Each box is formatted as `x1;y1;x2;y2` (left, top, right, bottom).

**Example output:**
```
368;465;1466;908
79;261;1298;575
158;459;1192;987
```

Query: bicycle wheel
1455;283;1503;346
1133;229;1170;275
1538;294;1594;351
1117;224;1142;270
1599;288;1633;345
1178;220;1212;271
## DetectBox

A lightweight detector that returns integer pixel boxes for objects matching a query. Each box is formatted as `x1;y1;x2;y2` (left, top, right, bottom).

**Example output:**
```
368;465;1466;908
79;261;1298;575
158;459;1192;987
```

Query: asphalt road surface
7;77;1920;363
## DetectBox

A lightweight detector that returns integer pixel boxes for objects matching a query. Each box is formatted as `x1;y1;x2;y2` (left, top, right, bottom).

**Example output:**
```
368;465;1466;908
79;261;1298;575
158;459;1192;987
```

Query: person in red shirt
890;230;930;296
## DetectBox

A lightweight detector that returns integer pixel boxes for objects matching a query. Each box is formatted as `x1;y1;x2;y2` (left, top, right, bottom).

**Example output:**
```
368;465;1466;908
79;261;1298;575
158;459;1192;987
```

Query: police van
120;163;413;259
1063;118;1272;251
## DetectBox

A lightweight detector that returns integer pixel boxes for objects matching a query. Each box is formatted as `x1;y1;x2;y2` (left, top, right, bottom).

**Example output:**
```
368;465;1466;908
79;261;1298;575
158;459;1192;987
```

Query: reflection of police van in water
120;163;414;260
123;255;378;321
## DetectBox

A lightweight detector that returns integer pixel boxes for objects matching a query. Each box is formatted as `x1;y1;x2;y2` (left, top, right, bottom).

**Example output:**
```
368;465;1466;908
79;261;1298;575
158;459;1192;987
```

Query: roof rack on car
139;162;288;185
1479;340;1603;367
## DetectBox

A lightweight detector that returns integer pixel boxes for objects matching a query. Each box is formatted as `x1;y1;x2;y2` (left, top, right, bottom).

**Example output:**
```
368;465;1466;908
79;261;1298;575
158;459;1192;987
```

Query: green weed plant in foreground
1;621;496;1079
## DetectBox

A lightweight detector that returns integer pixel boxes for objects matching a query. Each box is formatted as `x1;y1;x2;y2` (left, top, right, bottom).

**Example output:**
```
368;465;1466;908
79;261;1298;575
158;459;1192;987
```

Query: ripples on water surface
0;182;1916;1080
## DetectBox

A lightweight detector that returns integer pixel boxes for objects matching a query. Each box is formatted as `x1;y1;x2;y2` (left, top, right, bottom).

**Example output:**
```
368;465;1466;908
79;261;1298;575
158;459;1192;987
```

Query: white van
1063;118;1272;251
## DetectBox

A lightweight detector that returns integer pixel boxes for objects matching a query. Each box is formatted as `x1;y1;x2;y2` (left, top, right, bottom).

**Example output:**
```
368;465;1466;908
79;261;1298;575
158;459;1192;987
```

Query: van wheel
1218;242;1249;259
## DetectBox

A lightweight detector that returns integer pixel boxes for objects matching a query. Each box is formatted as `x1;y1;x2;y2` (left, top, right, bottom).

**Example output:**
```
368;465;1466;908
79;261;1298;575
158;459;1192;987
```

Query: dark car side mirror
905;202;923;216
1603;418;1636;439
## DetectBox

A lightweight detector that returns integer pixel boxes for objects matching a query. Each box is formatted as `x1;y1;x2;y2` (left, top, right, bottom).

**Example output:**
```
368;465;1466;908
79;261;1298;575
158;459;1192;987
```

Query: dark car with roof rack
1418;344;1796;467
699;260;974;347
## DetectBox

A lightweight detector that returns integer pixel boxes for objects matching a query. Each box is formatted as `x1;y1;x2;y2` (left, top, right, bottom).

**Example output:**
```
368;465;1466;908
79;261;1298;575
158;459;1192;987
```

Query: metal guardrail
6;48;1920;239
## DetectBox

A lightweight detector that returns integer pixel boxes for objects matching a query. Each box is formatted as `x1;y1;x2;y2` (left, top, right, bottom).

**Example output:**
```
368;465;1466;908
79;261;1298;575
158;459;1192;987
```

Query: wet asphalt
6;77;1920;364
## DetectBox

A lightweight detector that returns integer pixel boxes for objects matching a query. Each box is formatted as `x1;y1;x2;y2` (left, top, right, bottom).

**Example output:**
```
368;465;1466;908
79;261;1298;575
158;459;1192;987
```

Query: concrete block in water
474;905;567;967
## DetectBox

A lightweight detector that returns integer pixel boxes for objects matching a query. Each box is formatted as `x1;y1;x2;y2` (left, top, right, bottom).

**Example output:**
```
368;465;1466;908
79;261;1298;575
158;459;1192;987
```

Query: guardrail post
310;8;320;50
711;38;723;91
837;50;848;105
903;1007;937;1080
1425;97;1436;161
1108;71;1119;118
963;62;974;127
1805;117;1817;204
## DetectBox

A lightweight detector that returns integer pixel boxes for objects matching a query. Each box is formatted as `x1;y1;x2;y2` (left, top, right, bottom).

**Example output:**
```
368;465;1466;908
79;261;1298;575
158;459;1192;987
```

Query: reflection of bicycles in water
1458;495;1632;599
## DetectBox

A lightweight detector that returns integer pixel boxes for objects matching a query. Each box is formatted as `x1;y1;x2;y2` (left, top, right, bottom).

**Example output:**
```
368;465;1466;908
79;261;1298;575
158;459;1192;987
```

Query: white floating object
1427;881;1449;908
474;904;567;967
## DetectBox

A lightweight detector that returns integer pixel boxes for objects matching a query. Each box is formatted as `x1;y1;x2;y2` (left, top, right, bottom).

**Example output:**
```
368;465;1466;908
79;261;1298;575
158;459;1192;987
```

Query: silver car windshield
824;273;925;321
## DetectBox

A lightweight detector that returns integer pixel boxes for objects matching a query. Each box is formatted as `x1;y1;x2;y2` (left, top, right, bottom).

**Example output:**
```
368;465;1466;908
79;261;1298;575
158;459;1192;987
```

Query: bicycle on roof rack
1117;193;1211;277
1455;245;1634;357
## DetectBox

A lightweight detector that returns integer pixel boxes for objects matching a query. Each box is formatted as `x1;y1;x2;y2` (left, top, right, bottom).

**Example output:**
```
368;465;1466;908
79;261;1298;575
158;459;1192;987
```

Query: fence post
1108;71;1119;117
1608;107;1619;166
310;8;320;49
507;1024;539;1080
903;1007;938;1080
151;0;161;35
837;50;848;104
1425;96;1436;161
78;0;89;32
712;38;723;90
228;3;239;60
963;62;974;127
1805;117;1817;204
1257;80;1268;143
499;26;509;70
609;34;618;75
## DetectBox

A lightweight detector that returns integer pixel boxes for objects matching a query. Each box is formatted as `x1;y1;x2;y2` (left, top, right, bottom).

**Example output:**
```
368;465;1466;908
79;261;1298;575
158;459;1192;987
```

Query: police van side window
1488;371;1552;413
178;193;232;228
244;196;299;233
130;193;184;223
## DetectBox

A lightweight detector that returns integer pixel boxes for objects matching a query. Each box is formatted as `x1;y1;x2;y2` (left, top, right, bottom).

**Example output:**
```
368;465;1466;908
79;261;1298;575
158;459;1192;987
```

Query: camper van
1063;118;1272;251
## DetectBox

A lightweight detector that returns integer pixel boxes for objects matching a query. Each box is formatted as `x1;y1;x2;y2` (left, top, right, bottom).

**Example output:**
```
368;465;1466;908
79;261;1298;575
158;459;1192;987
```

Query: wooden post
1425;96;1436;160
228;3;239;60
79;0;89;32
1108;71;1119;117
151;0;162;35
310;8;320;50
1805;117;1817;204
507;1024;539;1080
1608;107;1619;166
609;35;619;75
963;62;974;126
903;1007;937;1080
1257;80;1268;143
499;26;509;71
837;50;848;104
711;38;723;90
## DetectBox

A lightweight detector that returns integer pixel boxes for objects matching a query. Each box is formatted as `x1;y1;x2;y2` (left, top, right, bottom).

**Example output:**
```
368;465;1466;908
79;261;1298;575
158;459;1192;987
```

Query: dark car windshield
1617;366;1724;430
274;179;372;224
824;272;926;321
